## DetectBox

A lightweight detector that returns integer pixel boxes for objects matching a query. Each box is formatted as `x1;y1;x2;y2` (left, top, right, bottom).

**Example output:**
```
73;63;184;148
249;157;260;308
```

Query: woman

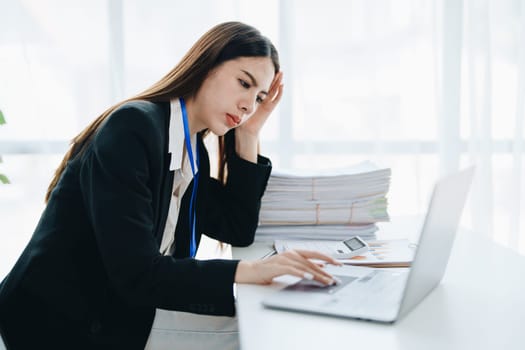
0;22;339;349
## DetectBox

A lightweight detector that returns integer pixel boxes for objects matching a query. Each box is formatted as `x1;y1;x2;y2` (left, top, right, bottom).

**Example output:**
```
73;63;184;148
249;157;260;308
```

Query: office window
1;0;524;276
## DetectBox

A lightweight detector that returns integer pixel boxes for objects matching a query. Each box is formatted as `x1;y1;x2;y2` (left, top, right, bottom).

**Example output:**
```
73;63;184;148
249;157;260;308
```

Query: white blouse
159;98;198;255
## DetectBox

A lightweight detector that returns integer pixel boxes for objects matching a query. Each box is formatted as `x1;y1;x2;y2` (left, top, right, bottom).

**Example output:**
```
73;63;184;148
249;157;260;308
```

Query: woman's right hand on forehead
234;249;342;286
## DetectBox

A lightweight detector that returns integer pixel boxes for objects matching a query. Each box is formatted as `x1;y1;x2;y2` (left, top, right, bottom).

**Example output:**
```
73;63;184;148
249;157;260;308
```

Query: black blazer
0;100;272;349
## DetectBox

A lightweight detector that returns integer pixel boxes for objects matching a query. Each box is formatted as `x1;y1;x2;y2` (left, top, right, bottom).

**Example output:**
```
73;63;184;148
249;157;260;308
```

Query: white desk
233;229;525;350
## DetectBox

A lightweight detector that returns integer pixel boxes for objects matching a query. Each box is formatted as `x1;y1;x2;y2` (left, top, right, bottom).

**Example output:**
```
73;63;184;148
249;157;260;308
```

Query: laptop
262;167;475;323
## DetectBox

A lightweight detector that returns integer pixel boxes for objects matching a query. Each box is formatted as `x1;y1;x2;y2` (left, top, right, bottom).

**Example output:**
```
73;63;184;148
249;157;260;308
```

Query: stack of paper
255;223;378;241
256;161;391;242
258;196;388;225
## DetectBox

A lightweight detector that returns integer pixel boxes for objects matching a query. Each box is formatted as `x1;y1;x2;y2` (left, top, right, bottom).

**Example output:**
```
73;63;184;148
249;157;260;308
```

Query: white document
274;236;369;259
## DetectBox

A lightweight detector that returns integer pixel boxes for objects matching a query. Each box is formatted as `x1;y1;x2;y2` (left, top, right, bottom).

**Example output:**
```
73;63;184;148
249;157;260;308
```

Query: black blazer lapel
154;101;173;247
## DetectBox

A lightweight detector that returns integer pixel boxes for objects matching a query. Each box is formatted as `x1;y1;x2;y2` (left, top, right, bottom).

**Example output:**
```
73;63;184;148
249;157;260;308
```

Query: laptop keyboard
333;270;408;310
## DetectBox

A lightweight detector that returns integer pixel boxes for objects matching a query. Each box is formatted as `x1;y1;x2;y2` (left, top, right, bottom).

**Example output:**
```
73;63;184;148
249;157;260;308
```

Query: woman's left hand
237;71;284;137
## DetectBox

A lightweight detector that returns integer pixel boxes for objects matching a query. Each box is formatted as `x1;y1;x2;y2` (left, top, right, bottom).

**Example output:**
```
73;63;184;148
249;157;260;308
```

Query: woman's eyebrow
241;70;268;95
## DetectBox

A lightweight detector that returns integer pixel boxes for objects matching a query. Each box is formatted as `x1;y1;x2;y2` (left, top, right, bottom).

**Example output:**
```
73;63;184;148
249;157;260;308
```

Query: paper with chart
274;238;415;267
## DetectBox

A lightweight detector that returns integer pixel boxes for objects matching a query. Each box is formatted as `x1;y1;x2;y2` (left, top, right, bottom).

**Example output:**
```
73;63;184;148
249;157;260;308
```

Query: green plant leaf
0;174;9;184
1;110;8;182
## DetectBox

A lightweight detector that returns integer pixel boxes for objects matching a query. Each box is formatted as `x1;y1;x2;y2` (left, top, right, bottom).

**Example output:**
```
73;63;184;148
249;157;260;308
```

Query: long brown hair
45;21;279;202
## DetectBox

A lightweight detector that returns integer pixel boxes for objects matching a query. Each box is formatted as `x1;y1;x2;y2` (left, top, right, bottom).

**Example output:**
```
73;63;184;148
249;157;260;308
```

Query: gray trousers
144;309;240;350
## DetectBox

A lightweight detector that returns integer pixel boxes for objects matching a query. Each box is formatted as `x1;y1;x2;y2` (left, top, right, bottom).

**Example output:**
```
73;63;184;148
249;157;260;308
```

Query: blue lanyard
180;97;199;258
